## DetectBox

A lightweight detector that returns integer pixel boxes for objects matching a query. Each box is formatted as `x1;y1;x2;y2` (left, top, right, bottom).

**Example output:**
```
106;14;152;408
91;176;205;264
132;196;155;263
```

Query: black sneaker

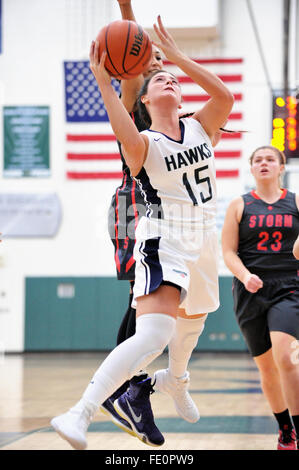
99;397;135;437
114;377;165;447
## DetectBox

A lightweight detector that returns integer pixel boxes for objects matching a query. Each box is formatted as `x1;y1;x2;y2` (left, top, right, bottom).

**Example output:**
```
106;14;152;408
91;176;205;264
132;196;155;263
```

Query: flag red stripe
66;171;239;179
182;93;242;102
221;132;242;139
67;153;120;160
164;58;243;65
67;134;117;142
67;172;124;179
179;74;242;83
215;151;241;158
66;115;243;143
216;169;239;177
229;112;242;120
66;150;241;161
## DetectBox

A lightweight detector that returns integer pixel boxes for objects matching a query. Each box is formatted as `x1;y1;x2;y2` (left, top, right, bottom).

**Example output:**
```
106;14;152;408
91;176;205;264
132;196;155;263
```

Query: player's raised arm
89;41;146;174
153;16;234;141
117;0;136;22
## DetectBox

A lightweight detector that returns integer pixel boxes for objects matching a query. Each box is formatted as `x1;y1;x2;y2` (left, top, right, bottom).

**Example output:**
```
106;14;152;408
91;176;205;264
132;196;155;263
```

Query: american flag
64;58;244;180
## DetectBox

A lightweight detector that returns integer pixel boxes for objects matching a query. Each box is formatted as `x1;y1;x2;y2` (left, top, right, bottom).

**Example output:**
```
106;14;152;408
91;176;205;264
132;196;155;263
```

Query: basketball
96;20;152;80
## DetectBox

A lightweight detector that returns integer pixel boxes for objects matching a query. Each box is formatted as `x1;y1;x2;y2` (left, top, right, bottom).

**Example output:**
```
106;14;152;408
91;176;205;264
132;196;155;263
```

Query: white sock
82;313;176;407
168;315;207;378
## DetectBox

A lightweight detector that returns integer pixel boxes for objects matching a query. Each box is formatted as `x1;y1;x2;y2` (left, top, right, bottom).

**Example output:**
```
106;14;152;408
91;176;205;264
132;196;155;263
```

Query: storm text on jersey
248;214;293;228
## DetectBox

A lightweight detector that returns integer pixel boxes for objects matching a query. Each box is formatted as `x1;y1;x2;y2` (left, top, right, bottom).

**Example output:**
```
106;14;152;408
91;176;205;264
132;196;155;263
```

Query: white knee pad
171;315;207;351
129;314;176;376
168;314;208;377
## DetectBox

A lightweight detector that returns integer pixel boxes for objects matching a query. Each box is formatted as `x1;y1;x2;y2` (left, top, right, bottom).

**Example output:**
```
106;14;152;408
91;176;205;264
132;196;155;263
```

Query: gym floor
0;350;284;452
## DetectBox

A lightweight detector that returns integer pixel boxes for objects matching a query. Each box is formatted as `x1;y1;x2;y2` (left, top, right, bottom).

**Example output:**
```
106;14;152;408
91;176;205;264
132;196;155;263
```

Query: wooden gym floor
0;350;283;451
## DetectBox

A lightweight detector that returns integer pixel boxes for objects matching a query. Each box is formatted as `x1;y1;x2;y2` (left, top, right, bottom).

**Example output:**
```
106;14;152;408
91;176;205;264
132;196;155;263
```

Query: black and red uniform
108;110;146;281
233;189;299;356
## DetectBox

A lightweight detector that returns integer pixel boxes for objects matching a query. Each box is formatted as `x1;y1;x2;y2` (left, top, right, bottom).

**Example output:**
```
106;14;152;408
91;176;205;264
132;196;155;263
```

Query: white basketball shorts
133;217;219;315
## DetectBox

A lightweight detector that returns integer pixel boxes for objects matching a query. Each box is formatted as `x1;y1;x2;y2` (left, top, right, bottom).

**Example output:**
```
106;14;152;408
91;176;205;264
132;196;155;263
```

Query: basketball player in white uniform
133;116;218;316
51;16;234;449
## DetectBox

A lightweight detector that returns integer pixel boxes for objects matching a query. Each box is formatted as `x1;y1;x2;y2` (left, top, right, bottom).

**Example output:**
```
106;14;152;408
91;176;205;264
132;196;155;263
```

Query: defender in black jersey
233;188;299;354
108;110;147;282
222;145;299;450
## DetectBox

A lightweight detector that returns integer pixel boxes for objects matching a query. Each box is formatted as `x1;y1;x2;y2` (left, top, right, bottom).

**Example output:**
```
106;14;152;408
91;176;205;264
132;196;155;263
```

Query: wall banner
0;193;62;237
3;106;50;177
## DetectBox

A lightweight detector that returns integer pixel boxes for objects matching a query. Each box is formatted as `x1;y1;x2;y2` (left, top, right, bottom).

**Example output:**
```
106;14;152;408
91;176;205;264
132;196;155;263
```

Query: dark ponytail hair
136;74;153;128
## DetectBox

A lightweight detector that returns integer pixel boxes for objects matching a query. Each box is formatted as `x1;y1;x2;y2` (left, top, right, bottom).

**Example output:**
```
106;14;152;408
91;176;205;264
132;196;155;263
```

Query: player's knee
129;329;173;376
129;313;176;375
274;348;296;372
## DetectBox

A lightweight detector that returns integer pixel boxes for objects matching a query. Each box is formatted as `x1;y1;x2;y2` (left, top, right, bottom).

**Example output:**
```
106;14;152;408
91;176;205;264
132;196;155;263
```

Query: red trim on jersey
251;189;288;200
125;256;135;273
114;173;127;272
251;190;259;199
125;178;138;273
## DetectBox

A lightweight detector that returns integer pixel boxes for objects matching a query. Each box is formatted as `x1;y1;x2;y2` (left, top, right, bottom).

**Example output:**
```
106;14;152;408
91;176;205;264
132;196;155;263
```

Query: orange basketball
96;20;152;80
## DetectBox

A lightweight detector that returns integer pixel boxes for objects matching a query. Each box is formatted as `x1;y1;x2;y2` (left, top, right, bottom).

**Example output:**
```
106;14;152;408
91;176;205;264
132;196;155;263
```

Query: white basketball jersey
134;117;217;226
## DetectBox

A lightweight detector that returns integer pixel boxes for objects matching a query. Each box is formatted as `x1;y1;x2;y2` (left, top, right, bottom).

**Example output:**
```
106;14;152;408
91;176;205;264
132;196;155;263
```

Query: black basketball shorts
232;274;299;357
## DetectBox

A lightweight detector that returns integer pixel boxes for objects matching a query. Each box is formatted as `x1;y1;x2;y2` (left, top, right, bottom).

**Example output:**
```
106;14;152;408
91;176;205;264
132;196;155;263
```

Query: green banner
3;106;50;177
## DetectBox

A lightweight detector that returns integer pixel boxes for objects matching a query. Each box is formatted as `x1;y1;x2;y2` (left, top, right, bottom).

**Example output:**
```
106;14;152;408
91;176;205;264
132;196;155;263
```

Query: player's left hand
153;16;184;64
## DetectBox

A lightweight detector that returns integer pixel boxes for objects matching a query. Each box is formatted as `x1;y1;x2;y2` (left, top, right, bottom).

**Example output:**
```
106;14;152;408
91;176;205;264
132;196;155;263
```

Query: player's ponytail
137;75;152;128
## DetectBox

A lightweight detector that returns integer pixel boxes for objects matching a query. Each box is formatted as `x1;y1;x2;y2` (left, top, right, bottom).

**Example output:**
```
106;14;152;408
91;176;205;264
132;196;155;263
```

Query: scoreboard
271;90;299;159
